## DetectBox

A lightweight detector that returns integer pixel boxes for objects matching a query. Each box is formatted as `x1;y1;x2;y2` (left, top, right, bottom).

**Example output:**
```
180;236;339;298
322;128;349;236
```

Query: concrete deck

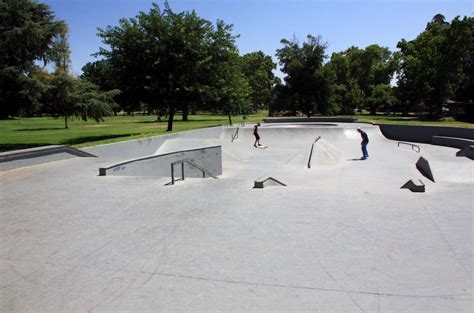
0;123;472;312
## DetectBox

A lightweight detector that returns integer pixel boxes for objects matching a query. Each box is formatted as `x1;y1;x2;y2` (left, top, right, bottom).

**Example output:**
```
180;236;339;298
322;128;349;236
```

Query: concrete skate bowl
220;124;381;168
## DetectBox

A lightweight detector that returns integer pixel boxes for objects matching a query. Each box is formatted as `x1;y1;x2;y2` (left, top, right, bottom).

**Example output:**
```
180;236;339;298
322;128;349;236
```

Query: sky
42;0;473;77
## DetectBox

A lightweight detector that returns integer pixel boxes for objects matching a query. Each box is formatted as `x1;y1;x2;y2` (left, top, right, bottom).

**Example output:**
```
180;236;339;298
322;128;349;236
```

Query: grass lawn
0;112;267;152
0;111;471;152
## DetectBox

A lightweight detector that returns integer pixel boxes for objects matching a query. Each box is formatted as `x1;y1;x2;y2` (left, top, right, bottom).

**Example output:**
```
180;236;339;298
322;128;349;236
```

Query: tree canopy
275;35;334;116
397;16;473;115
0;0;67;117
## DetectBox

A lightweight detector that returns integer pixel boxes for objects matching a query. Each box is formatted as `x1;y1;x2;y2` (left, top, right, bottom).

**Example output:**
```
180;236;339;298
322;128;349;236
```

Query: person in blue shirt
357;128;369;159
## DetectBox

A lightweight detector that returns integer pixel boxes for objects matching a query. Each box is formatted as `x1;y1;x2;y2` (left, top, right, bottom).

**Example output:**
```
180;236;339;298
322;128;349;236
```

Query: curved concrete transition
1;122;472;312
0;144;96;171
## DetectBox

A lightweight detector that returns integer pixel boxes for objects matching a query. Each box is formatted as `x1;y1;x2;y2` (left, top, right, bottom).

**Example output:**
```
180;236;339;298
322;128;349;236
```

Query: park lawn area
0;112;472;152
0;112;266;152
353;114;473;127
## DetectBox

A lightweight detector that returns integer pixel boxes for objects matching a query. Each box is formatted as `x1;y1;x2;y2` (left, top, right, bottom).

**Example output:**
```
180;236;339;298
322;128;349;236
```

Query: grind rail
170;159;217;185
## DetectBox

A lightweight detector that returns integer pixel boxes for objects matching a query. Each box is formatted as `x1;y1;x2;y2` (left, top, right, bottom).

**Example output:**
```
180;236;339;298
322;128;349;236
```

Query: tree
396;15;472;116
366;84;396;114
240;51;277;110
98;2;248;130
0;0;67;117
276;35;334;116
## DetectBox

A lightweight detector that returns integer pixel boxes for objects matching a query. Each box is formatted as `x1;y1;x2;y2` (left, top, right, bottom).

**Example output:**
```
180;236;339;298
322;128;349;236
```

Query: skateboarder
253;123;262;147
357;128;369;159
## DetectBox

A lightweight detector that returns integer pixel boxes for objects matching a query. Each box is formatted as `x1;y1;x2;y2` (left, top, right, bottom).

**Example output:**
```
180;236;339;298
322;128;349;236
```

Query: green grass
0;112;267;152
350;114;473;127
0;111;471;152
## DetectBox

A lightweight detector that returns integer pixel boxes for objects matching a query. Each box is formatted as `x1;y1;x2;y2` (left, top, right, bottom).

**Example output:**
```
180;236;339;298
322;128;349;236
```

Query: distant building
445;99;473;120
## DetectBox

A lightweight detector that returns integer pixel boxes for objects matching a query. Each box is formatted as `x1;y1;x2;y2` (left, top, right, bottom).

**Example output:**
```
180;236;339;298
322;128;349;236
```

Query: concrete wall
0;145;96;171
100;146;222;178
83;126;223;158
379;124;474;145
264;117;357;123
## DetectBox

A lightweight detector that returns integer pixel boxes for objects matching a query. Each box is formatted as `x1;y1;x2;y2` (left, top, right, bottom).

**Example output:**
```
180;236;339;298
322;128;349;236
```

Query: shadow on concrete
0;143;51;153
15;127;65;131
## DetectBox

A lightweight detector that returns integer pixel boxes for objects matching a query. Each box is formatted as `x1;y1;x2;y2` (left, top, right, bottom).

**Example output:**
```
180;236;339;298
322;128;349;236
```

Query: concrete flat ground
0;123;472;312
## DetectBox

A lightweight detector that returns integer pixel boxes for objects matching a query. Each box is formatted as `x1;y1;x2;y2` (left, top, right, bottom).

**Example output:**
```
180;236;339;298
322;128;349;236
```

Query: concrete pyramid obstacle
401;179;425;192
416;156;435;182
254;177;287;189
456;145;474;160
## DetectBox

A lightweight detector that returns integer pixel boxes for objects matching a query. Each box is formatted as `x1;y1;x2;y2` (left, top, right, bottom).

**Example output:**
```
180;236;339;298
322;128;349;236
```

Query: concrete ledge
254;177;287;188
401;179;425;192
416;156;435;182
432;136;474;149
379;124;474;145
456;145;474;160
264;117;358;123
0;145;96;171
99;145;222;177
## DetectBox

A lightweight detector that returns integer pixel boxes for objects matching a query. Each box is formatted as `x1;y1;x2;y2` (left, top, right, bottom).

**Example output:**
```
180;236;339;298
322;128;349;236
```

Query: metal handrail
397;142;420;153
307;136;322;169
231;127;239;142
170;159;217;185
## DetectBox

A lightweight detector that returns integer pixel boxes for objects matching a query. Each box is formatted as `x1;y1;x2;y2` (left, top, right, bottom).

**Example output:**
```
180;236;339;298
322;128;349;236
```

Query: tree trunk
182;104;188;121
227;111;232;126
64;116;68;129
167;106;174;131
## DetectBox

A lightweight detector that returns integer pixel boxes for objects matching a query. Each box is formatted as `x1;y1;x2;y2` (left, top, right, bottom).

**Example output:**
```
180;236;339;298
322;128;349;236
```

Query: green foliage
275;35;334;116
326;45;398;115
97;2;250;130
397;15;473;115
240;51;277;110
0;0;67;117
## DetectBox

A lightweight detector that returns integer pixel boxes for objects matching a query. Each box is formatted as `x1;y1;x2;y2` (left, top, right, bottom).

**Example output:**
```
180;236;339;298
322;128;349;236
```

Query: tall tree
276;35;334;116
240;51;277;110
98;2;247;130
397;15;472;116
0;0;67;117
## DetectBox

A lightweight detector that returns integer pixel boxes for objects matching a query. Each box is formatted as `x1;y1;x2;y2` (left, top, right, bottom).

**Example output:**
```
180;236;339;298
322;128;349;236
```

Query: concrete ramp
154;138;220;155
416;156;435;182
456;145;474;160
100;145;222;177
0;145;96;171
307;137;344;167
253;177;287;188
401;179;426;192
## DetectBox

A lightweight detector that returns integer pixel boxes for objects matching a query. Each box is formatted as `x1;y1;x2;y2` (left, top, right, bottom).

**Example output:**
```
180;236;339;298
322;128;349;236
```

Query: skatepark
0;120;472;312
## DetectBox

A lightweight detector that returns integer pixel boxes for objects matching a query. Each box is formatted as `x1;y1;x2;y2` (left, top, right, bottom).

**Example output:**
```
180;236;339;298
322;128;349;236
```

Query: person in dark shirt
357;128;369;159
253;123;262;147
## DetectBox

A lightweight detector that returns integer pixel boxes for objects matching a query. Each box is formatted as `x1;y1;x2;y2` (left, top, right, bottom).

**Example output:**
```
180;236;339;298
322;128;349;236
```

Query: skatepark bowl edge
0;122;472;312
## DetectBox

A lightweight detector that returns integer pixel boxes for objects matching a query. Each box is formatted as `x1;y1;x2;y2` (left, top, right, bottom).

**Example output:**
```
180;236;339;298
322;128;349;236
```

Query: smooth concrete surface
1;123;472;312
83;126;223;159
0;145;96;172
264;117;358;123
